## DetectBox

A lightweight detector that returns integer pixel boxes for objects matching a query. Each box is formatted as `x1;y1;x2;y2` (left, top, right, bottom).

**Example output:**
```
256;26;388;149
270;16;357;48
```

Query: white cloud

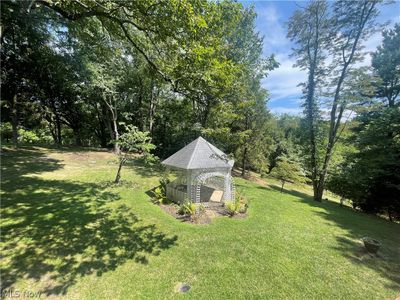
255;3;306;106
269;106;303;115
263;54;306;103
252;0;399;117
255;3;290;54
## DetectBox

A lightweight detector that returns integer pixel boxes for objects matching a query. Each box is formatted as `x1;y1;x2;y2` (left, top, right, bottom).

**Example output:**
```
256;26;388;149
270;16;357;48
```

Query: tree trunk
138;78;144;131
112;117;120;154
107;118;114;144
315;183;324;202
315;1;377;202
280;181;285;193
94;104;108;148
303;9;321;202
55;113;62;147
149;79;159;136
114;157;125;183
11;94;18;148
73;127;82;146
388;210;393;222
104;94;119;154
241;146;247;177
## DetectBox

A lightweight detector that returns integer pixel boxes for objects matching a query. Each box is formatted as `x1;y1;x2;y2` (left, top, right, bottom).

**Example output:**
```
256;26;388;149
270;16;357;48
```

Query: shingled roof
161;136;234;170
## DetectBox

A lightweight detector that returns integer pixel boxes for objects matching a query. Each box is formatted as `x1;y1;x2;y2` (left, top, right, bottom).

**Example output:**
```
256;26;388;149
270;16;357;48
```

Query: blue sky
239;0;400;115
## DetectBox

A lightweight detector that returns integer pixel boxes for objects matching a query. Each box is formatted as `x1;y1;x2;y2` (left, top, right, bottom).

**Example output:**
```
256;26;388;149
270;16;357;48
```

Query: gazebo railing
166;182;187;203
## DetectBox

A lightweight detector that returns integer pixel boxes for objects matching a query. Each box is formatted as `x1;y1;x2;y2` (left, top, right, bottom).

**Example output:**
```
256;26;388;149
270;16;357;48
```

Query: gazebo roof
161;136;234;170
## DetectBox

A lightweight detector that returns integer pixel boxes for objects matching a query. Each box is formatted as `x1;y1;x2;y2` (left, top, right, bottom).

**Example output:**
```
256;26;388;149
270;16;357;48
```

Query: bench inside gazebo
161;137;235;204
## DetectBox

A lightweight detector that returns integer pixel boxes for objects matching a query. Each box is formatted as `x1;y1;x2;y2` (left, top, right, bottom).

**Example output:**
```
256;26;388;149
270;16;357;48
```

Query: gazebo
161;137;235;203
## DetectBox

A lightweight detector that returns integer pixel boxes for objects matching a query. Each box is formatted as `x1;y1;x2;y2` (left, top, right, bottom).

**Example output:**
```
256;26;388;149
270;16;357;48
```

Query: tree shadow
1;146;65;180
315;208;400;290
1;149;178;296
260;183;400;290
126;159;163;178
331;236;400;290
260;184;313;201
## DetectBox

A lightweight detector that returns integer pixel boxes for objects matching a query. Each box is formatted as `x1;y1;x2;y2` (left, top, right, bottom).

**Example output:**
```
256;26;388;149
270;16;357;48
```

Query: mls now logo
1;289;41;298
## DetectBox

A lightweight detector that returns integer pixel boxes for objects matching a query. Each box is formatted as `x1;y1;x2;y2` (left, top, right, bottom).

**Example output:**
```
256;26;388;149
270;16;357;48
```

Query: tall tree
1;1;50;147
288;0;383;201
287;0;329;200
371;23;400;107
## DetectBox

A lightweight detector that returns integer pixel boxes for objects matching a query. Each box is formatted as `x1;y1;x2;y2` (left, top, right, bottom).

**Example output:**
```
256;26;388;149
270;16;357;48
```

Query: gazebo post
186;169;192;202
224;171;232;201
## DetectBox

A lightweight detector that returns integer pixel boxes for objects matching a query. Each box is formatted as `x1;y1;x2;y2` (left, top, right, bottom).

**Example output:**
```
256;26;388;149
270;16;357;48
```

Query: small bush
0;122;13;142
159;176;170;193
151;176;172;205
225;201;240;216
151;187;172;205
18;128;39;144
225;192;248;216
178;201;197;216
178;201;206;221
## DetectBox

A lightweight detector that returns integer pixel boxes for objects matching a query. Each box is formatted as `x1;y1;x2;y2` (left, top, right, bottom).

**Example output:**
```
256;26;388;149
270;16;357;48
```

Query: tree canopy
1;0;399;221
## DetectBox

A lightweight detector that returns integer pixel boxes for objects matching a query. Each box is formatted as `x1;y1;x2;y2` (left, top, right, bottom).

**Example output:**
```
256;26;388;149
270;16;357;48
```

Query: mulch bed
159;202;247;224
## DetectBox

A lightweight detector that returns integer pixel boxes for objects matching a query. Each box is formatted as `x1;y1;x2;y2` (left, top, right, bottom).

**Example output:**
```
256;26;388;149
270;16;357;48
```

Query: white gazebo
161;136;235;203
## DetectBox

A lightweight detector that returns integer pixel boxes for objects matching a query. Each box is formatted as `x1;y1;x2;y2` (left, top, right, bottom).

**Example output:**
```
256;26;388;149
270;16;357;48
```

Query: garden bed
159;202;247;224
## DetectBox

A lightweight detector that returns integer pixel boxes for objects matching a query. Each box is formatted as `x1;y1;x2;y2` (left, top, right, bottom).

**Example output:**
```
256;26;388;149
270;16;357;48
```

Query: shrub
178;201;197;216
0;122;13;142
18;128;39;144
151;177;172;205
178;201;206;221
225;192;249;216
225;201;240;216
159;176;170;194
237;193;249;213
151;186;166;204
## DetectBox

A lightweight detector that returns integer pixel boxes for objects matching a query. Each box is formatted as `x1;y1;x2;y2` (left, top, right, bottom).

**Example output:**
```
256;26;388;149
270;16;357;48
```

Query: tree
87;61;122;153
1;1;51;147
287;0;329;200
318;0;382;201
114;125;155;183
271;156;306;193
1;0;279;177
371;23;400;107
288;0;383;201
328;107;400;221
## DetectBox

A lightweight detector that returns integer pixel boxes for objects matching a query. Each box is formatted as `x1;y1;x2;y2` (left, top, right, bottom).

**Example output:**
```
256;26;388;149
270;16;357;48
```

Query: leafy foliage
114;125;156;183
225;192;248;216
327;107;400;220
178;201;197;217
271;156;306;193
151;177;172;205
287;0;384;201
371;23;400;107
17;128;40;144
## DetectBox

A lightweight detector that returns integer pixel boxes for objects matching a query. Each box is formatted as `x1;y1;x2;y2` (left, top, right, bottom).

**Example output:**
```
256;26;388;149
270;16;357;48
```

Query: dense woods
1;0;399;220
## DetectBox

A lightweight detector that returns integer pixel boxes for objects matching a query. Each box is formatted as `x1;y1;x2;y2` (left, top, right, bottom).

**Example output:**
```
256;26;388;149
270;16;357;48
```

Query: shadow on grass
1;146;65;179
1;148;178;296
127;158;163;178
262;184;313;201
258;183;400;290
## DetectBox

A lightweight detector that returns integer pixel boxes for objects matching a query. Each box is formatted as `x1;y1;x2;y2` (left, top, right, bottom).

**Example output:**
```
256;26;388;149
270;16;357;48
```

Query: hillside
1;147;399;299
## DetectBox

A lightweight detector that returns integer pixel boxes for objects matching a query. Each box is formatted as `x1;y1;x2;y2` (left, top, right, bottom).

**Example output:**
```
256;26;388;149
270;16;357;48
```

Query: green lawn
1;147;399;299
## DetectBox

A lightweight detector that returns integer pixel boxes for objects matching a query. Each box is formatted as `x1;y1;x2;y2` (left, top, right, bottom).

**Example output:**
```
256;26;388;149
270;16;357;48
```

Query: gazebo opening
161;137;235;203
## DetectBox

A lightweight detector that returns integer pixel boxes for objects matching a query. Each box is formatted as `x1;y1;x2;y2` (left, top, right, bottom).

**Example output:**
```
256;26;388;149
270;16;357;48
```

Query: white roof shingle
161;137;234;170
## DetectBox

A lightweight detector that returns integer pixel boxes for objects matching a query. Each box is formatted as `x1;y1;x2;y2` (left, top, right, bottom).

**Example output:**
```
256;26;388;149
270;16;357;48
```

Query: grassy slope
1;147;399;300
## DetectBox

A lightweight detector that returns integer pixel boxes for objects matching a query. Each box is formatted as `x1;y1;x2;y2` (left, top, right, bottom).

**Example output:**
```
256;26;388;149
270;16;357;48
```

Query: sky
239;0;400;115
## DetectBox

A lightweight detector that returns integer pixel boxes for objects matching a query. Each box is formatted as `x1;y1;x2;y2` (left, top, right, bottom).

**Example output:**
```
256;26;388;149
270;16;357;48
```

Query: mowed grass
1;146;399;300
